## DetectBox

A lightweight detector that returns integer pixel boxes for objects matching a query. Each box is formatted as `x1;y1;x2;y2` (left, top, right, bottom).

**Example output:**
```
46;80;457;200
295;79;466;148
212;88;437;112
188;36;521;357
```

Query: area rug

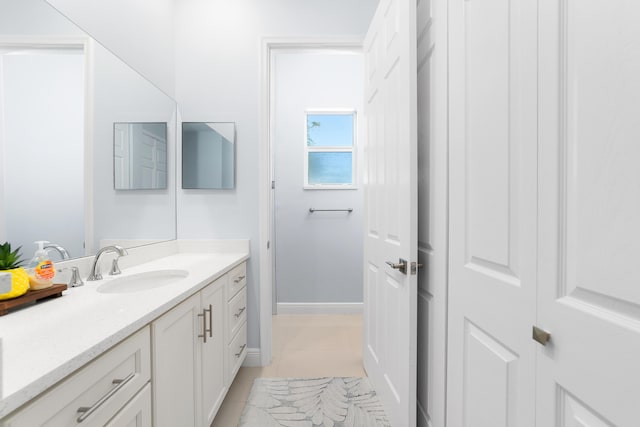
238;377;391;427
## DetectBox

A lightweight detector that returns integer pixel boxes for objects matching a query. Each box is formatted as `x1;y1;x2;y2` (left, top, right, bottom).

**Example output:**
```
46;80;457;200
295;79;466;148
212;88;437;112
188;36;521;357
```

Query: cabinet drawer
227;322;247;381
4;326;151;427
105;383;152;427
227;286;247;339
227;262;246;300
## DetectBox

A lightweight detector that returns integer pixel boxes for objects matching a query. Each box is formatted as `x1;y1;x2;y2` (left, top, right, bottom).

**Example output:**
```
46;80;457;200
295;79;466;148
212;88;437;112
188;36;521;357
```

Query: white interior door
362;0;418;425
416;0;449;425
447;0;538;425
536;1;640;425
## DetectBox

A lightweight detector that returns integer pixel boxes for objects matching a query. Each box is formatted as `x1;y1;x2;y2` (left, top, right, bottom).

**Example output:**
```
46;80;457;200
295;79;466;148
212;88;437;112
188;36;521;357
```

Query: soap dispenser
27;241;55;290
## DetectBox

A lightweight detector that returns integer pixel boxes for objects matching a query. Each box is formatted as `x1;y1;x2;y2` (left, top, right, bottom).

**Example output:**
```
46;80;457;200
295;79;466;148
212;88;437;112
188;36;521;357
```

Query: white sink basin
97;270;189;294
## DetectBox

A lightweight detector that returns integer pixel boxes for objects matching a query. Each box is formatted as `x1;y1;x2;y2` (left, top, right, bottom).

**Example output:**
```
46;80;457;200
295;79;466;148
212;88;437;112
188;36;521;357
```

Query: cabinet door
200;280;226;426
152;293;201;427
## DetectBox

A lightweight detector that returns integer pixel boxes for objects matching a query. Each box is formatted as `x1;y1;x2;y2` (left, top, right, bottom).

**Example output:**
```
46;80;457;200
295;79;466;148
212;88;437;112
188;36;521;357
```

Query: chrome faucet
87;245;128;281
44;243;71;260
58;266;84;287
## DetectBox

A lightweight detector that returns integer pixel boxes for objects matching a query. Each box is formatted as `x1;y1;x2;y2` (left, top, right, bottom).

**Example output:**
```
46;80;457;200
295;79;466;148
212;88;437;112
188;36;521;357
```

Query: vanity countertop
0;248;249;418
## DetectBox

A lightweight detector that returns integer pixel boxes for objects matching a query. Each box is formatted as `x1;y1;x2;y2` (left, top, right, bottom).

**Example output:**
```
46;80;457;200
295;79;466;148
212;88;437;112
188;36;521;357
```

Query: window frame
303;108;357;190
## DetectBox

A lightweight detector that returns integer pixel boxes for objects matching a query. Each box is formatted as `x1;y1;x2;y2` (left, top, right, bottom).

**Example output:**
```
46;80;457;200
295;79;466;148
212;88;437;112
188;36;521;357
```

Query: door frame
258;37;363;366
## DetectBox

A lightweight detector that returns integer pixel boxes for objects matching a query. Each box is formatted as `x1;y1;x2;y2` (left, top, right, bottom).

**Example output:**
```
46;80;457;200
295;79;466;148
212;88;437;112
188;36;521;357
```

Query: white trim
242;348;262;367
277;302;363;315
260;37;364;368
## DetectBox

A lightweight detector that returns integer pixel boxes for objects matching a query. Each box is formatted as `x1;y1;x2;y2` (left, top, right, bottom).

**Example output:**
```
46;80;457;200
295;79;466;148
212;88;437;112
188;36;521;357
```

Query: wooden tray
0;284;67;316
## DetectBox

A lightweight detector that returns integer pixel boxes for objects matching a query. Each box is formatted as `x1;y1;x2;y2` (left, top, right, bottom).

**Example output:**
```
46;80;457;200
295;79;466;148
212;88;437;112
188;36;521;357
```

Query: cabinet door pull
234;307;246;318
207;304;213;338
76;372;135;423
235;344;247;358
234;275;246;284
198;308;208;343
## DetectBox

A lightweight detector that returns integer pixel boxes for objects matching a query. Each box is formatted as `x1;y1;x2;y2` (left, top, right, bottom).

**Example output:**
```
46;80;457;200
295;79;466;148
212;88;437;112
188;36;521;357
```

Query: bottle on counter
26;241;55;290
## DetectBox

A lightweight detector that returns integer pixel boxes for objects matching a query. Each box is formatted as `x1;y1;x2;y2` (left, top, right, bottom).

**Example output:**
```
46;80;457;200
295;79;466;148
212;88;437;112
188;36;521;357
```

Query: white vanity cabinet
225;263;248;384
152;274;226;427
0;257;248;427
2;326;151;427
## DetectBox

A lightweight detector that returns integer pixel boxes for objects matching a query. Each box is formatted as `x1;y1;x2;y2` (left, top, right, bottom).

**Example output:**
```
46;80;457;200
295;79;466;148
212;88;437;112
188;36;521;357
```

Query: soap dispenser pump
27;240;55;290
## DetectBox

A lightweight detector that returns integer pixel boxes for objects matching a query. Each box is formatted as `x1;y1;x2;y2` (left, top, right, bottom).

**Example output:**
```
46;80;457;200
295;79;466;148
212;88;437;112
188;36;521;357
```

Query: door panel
363;0;418;425
465;321;519;427
537;1;640;425
416;0;448;424
447;0;538;424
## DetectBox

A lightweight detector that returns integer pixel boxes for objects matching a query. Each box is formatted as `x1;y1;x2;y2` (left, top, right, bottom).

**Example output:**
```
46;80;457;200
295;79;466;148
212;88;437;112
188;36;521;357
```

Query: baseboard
242;348;262;367
276;302;363;315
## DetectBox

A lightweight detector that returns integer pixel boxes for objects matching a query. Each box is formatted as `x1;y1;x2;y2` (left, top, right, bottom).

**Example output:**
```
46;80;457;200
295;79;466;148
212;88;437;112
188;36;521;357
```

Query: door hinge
271;180;275;189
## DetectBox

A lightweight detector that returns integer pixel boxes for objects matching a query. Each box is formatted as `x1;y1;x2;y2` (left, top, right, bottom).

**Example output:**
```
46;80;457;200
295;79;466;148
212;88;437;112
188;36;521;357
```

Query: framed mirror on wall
114;122;168;190
182;122;236;189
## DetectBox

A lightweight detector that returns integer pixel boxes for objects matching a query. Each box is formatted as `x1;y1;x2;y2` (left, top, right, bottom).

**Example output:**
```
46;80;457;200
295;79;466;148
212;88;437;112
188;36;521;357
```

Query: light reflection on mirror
114;122;168;190
182;122;235;189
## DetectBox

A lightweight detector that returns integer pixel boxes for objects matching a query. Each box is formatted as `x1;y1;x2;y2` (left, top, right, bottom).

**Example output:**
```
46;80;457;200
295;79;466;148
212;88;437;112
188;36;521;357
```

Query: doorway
258;39;364;366
271;48;365;315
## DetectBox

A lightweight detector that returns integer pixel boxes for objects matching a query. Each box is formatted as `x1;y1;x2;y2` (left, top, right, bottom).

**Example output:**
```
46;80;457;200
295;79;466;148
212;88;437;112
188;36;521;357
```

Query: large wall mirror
0;0;177;260
182;122;236;189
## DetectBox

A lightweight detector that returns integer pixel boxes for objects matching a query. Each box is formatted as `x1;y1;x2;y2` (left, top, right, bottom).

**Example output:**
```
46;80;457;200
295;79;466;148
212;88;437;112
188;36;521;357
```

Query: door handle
385;258;408;275
532;326;551;346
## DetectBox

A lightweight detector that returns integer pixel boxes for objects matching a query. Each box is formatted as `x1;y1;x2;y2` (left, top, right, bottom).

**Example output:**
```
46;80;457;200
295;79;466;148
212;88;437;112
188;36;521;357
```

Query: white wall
174;0;378;348
273;51;364;305
46;0;175;97
91;39;177;254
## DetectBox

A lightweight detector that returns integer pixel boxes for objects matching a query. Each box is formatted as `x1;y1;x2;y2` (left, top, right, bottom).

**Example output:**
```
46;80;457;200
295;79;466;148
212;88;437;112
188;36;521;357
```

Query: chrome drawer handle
76;372;135;422
198;305;212;343
234;307;246;318
233;275;246;284
235;344;247;358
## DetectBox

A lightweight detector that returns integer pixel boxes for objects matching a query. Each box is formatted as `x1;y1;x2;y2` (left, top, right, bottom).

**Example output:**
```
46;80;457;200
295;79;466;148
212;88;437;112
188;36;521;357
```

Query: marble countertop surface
0;241;249;418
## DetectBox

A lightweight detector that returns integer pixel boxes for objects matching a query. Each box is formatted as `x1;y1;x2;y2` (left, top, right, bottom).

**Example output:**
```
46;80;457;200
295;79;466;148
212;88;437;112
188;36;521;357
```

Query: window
304;110;356;189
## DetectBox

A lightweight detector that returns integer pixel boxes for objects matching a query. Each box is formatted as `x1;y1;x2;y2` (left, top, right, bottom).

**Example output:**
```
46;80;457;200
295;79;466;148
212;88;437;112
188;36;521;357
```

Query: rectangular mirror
0;0;177;259
114;122;168;190
182;122;235;189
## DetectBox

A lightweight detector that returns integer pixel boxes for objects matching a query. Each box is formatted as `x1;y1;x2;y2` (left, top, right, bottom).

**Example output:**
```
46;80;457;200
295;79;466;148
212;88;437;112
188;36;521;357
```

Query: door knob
532;326;551;346
385;258;408;275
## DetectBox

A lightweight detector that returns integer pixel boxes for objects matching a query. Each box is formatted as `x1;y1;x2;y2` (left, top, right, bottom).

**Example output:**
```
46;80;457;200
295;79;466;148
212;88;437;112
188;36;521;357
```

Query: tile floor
211;314;366;427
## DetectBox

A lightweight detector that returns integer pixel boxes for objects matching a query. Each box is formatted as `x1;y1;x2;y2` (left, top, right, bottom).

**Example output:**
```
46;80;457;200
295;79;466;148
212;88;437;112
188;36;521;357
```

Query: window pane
308;152;353;185
307;113;354;147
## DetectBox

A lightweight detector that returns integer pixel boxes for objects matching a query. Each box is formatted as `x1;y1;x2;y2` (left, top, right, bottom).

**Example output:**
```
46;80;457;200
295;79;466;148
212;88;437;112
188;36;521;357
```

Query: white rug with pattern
238;377;391;427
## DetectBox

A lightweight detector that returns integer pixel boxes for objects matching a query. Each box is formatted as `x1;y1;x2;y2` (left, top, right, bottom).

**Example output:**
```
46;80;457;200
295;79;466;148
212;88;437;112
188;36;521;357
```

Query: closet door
446;0;538;425
536;1;640;425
